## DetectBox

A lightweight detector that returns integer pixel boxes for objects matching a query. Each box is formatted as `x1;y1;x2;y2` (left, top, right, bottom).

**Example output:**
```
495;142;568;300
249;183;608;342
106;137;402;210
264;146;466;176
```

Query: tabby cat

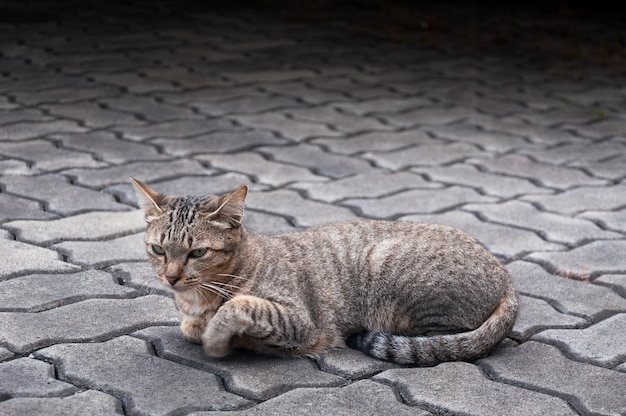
131;178;518;365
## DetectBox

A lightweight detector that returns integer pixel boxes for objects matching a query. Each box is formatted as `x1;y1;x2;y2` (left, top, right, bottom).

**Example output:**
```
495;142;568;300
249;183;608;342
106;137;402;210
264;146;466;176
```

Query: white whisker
199;282;234;300
217;273;251;281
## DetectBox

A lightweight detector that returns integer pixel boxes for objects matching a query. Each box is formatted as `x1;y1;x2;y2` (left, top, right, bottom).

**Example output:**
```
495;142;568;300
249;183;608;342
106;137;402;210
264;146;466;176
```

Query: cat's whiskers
217;273;251;281
199;282;235;300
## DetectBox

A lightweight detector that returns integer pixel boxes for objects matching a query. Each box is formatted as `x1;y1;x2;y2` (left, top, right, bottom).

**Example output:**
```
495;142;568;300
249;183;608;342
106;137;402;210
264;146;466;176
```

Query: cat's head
130;178;248;293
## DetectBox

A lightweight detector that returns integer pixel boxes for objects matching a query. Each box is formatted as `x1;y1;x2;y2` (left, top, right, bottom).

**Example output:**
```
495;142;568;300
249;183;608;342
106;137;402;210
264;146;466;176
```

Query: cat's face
131;178;248;294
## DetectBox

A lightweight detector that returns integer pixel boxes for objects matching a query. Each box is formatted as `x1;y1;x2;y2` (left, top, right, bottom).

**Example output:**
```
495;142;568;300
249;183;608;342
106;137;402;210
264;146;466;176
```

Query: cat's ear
130;177;166;223
204;185;248;229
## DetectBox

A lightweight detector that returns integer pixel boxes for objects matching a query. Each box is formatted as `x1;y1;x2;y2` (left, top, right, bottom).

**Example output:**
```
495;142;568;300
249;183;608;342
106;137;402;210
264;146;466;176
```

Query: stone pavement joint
0;1;625;415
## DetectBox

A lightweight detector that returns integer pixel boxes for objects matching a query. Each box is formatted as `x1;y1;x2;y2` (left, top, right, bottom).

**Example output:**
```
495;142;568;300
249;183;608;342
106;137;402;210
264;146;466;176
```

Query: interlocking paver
197;151;326;186
533;313;626;367
136;326;346;401
415;164;553;198
0;270;137;312
0;390;124;416
507;261;626;319
375;361;576;416
400;211;564;260
5;210;144;245
1;174;128;215
365;142;485;170
1;239;80;279
296;171;441;203
464;200;621;246
258;144;374;178
0;139;106;173
0;357;77;398
34;336;251;414
1;2;625;415
512;295;587;340
155;129;287;156
0;295;178;353
203;380;426;416
53;131;169;164
468;154;608;189
53;232;146;267
480;341;626;416
345;187;498;219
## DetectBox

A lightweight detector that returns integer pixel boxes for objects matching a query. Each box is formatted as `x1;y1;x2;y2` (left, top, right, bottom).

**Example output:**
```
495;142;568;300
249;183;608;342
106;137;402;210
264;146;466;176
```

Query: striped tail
347;287;519;366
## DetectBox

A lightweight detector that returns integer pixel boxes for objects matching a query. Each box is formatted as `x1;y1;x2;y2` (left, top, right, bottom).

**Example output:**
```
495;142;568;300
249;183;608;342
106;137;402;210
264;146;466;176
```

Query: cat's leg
179;309;217;344
201;295;313;358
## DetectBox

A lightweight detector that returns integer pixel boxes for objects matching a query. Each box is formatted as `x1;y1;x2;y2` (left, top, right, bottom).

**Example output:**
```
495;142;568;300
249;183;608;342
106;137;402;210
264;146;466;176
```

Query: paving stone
374;362;575;416
464;200;621;246
0;120;88;141
512;295;587;340
192;94;304;116
65;159;215;189
520;140;626;165
53;232;146;267
0;239;80;279
202;380;425;416
313;129;436;155
331;97;431;116
135;326;346;401
286;105;391;134
573;155;626;181
43;101;144;128
157;85;261;105
315;348;399;379
426;123;529;152
379;106;477;128
0;295;178;353
0;347;14;362
1;174;128;215
107;262;170;297
0;357;77;398
532;314;626;368
594;274;626;296
155;129;287;157
0;158;31;175
296;171;441;203
400;211;563;260
231;112;344;141
0;108;53;125
468;154;608;189
9;86;122;106
114;118;235;141
519;106;609;126
306;77;394;100
527;240;626;277
260;80;349;105
5;210;145;245
0;270;137;312
0;390;124;416
523;184;626;215
246;189;357;227
437;89;529;116
469;114;584;146
0;193;57;222
34;336;250;414
258;144;374;178
101;95;203;122
89;72;178;93
567;117;626;139
507;261;626;319
415;164;553;198
480;341;626;416
0;139;106;172
220;68;317;84
365;142;485;170
345;187;497;219
244;209;300;235
197;151;326;186
580;210;626;234
53;130;168;164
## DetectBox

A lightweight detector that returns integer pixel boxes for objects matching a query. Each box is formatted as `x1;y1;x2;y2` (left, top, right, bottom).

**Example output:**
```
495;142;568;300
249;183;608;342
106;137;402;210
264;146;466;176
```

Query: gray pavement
1;2;625;415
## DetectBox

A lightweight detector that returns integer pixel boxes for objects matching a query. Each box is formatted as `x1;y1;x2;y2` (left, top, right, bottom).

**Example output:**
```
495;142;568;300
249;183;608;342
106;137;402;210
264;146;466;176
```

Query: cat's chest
175;291;219;317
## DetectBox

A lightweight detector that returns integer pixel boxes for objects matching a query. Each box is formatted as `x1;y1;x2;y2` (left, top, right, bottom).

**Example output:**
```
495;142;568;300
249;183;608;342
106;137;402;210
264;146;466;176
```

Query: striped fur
131;179;519;366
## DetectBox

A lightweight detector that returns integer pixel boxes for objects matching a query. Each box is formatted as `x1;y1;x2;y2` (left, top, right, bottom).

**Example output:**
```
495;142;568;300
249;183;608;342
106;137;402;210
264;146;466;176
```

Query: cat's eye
151;245;166;255
189;248;208;258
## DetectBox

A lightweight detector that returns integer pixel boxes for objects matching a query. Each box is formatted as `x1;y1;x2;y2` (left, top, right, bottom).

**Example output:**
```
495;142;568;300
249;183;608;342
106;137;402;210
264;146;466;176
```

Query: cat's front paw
201;326;233;358
180;319;204;344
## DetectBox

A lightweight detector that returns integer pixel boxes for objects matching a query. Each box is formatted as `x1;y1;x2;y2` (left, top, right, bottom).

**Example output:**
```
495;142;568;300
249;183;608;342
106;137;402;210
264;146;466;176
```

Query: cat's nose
165;262;183;286
166;274;181;285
